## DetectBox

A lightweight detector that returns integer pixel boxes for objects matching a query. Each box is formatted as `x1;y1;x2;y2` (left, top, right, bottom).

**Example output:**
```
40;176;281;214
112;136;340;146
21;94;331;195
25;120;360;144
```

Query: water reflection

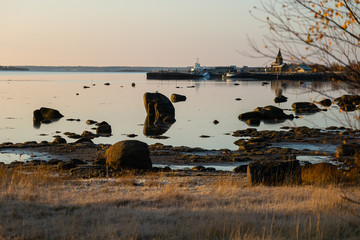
143;115;173;136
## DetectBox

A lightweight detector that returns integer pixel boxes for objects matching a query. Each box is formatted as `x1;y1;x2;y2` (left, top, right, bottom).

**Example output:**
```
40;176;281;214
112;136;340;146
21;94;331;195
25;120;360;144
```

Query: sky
0;0;266;67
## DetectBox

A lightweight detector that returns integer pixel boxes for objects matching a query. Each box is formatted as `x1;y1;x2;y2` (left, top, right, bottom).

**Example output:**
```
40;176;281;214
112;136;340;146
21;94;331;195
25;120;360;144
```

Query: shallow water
0;71;357;151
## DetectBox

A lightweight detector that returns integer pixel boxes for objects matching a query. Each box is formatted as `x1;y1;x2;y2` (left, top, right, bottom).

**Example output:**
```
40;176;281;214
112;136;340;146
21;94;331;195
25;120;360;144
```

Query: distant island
13;66;189;73
0;66;29;71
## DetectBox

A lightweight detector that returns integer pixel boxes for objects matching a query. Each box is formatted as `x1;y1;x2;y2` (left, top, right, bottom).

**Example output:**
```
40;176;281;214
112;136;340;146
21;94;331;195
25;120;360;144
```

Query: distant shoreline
12;66;191;73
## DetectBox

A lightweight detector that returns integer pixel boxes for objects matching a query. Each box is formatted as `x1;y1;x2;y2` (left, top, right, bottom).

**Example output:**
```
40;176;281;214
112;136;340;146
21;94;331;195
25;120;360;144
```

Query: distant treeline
0;66;29;71
15;66;190;72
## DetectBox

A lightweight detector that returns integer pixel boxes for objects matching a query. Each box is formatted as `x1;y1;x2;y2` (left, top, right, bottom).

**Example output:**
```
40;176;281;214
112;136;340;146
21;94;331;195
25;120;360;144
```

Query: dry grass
1;167;360;240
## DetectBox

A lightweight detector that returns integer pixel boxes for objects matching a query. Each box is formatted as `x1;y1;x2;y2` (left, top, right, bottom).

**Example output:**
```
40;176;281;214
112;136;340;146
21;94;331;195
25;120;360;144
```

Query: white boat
190;59;210;80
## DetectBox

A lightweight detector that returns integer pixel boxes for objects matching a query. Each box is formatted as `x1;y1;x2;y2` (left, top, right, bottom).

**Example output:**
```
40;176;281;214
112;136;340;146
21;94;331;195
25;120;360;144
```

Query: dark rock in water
163;115;176;124
234;83;239;86
301;163;339;185
104;83;110;86
262;82;269;86
291;102;320;114
238;111;263;121
235;98;242;101
239;105;293;125
86;120;97;125
131;82;136;87
127;134;138;138
274;95;288;103
213;120;219;124
144;92;175;121
81;131;97;139
254;106;293;120
83;86;90;89
53;136;67;144
33;110;42;122
76;93;79;96
247;160;301;187
41;119;52;124
105;140;152;170
233;165;248;173
319;99;332;107
143;92;175;137
171;94;187;103
96;121;112;135
199;135;210;138
33;107;64;123
246;118;260;126
334;95;360;111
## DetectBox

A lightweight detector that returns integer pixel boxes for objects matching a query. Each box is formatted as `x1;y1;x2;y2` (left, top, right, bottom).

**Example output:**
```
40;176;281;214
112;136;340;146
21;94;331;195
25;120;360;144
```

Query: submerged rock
33;107;64;123
291;102;320;114
171;94;187;103
239;105;293;125
274;95;288;103
319;99;332;107
96;121;112;135
105;140;152;170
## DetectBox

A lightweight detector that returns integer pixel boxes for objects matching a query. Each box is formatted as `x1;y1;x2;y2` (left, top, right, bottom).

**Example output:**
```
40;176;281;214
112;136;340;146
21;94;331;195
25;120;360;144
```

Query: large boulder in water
238;105;293;125
291;102;320;114
33;107;64;123
143;92;175;124
105;140;152;170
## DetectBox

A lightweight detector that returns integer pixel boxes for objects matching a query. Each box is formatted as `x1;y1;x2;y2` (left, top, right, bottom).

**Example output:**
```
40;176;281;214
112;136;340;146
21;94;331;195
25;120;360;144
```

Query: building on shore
270;49;289;73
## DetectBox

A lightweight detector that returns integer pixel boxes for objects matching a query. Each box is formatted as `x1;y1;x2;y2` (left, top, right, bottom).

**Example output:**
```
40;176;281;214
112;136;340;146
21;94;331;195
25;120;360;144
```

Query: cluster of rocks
238;105;294;126
334;94;360;111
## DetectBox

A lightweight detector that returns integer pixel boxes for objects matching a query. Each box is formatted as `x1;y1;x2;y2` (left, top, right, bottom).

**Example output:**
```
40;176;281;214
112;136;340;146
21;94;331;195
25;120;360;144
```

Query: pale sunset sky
1;0;265;67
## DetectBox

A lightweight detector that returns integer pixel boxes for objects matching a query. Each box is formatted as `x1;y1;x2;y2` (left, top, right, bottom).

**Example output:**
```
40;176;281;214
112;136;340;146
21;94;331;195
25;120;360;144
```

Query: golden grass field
1;166;360;240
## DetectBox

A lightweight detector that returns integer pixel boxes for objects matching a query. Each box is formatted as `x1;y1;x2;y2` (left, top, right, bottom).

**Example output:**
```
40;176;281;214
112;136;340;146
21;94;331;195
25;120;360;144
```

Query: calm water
0;71;356;150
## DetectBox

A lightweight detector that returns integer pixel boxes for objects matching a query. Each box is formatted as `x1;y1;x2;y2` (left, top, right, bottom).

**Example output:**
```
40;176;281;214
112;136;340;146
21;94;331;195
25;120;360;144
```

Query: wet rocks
96;121;112;135
105;140;152;170
291;102;320;114
33;107;64;123
334;95;360;111
143;92;175;137
53;136;67;144
144;92;175;123
171;94;187;103
274;95;288;103
238;105;294;125
247;160;301;186
319;99;332;107
86;120;97;125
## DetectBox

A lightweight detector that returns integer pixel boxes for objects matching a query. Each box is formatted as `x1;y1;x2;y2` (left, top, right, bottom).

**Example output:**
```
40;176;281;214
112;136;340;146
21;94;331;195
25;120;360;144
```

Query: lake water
0;71;356;151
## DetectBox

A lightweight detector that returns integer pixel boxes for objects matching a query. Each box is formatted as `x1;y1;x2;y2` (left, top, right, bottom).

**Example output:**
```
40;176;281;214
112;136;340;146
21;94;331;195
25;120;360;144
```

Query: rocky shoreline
1;125;359;184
